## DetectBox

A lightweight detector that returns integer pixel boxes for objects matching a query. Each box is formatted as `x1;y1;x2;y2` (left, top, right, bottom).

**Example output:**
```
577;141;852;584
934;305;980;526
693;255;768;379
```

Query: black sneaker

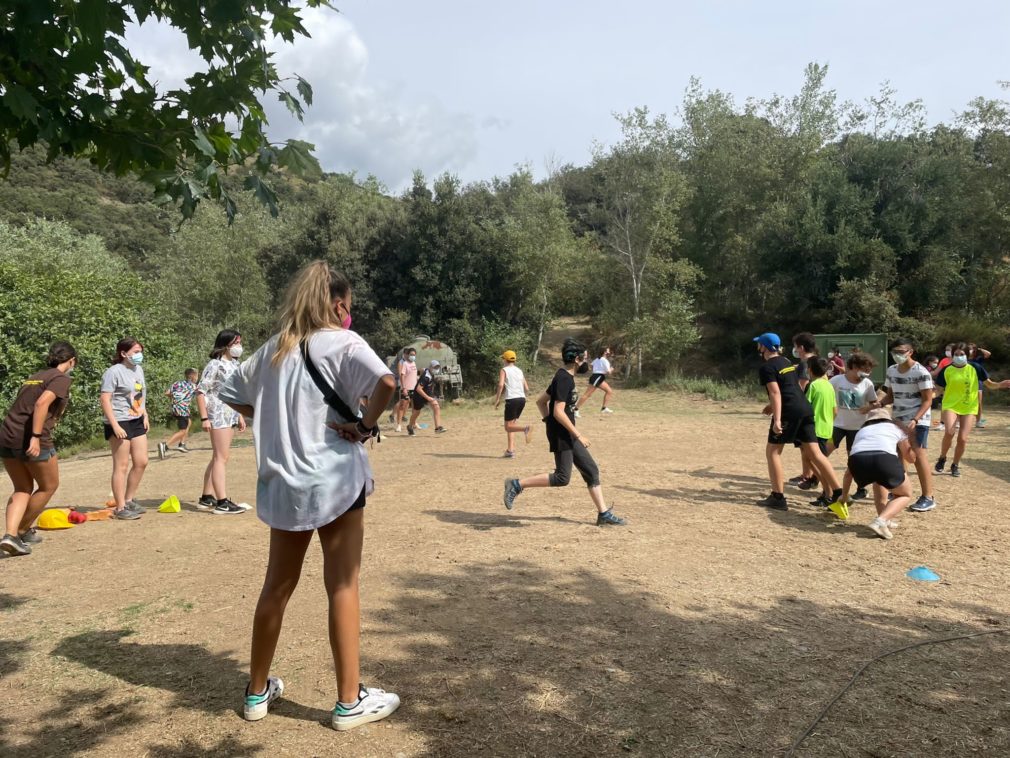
809;495;831;508
797;476;818;491
787;475;805;485
406;425;415;436
950;463;960;478
213;498;245;516
596;509;626;526
934;457;946;473
756;493;788;511
434;426;447;434
197;494;217;511
851;488;868;501
503;478;521;510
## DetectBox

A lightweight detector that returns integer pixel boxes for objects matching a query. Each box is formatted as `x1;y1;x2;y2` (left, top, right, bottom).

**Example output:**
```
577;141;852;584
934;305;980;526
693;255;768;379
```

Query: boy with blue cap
754;332;842;511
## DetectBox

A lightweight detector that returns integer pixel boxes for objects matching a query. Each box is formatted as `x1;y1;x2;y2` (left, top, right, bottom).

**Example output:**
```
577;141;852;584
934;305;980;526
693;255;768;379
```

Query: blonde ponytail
272;261;351;365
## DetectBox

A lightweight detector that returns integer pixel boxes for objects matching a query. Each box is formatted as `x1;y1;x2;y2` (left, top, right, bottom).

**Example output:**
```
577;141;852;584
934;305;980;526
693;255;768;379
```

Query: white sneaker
243;676;284;721
601;407;614;414
332;684;400;731
158;442;168;460
395;425;402;433
868;517;893;540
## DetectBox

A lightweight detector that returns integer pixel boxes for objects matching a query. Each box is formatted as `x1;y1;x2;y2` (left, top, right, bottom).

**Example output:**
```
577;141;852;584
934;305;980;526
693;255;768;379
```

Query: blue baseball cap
753;332;781;350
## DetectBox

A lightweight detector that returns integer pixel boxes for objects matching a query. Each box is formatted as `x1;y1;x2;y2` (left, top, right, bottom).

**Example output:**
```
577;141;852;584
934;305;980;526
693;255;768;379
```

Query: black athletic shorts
104;417;147;441
412;392;429;411
847;452;906;490
769;415;818;445
832;427;858;452
589;373;606;388
172;414;191;430
504;398;526;422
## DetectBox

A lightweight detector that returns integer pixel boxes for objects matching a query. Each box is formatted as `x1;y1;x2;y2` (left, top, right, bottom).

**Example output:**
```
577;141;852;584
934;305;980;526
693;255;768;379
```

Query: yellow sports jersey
937;362;986;416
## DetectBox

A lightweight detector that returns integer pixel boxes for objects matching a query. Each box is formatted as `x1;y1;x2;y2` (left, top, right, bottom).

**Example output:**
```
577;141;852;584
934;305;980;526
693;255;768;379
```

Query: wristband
355;420;378;438
30;432;42;438
201;417;210;422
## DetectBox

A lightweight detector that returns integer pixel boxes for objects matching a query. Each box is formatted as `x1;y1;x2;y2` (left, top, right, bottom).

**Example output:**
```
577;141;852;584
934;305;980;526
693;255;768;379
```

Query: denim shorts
0;445;57;462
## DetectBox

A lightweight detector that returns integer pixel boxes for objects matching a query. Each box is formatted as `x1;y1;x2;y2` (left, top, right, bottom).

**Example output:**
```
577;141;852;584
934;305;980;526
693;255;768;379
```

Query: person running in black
754;332;841;511
502;338;626;526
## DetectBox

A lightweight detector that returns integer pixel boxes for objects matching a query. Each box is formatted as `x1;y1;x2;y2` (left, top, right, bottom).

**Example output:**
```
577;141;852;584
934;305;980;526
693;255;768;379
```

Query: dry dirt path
3;390;1010;756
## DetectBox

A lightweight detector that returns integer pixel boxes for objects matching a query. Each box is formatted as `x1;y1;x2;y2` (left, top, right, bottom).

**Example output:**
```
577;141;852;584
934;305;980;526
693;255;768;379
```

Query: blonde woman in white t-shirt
493;350;531;458
219;261;399;731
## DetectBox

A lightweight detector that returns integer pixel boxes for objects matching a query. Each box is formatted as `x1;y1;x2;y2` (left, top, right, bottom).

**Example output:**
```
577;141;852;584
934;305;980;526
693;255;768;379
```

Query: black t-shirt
416;369;439;399
758;355;812;419
545;368;578;452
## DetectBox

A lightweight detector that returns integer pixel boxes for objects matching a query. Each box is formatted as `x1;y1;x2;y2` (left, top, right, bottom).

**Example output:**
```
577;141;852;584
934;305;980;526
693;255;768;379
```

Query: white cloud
123;8;478;191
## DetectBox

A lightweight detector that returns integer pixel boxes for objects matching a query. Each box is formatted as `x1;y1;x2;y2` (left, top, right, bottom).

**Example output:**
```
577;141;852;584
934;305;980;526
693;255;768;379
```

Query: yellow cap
501;350;517;362
38;509;73;530
158;495;181;513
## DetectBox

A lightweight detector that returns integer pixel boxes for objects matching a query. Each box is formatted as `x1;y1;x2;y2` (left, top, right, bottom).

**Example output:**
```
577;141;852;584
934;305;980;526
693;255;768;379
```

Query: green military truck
387;335;464;399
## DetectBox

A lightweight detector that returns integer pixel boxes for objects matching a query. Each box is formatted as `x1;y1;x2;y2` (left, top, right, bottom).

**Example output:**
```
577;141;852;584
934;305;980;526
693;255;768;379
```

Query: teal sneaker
243;676;284;721
596;508;627;526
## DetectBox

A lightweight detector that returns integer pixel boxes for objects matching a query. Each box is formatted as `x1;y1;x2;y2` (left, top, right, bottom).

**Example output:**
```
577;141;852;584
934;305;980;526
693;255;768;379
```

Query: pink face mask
342;313;352;330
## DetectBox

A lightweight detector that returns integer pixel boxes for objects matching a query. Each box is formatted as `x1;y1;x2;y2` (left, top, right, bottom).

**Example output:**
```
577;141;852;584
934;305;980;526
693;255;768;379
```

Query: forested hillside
3;66;1010;444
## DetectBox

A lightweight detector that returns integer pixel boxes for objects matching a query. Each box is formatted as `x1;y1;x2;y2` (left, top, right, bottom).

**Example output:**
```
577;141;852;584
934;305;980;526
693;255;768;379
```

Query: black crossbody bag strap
300;339;357;422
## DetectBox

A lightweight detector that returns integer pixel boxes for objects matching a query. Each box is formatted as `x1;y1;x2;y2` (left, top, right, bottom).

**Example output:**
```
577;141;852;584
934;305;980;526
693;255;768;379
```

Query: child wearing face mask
823;352;878;506
933;342;1010;478
196;329;249;516
394;349;418;433
100;337;149;520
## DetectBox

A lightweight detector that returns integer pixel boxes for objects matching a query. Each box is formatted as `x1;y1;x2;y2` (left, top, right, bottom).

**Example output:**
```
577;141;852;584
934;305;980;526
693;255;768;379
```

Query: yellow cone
158;495;181;513
828;501;850;520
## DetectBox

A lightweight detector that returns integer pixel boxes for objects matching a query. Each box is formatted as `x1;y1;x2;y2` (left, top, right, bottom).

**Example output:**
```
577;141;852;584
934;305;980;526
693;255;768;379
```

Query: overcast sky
126;1;1010;192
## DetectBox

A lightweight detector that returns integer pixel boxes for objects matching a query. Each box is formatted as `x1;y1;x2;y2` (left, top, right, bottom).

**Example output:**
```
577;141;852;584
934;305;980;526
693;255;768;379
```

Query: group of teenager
754;331;1010;540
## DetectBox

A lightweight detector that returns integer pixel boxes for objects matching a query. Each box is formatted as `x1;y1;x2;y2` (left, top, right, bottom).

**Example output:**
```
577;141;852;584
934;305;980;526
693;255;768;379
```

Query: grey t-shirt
101;363;146;422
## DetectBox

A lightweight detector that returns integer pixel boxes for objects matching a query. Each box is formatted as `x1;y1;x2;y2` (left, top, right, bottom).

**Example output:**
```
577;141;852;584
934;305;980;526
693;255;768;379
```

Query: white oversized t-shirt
829;374;877;431
219;329;392;531
502;364;525;399
591;357;611;375
850;422;907;457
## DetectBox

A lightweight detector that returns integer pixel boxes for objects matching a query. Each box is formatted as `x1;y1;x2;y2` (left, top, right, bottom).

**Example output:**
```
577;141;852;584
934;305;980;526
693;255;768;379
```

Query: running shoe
213;499;245;516
125;499;143;512
197;494;217;511
851;488;868;501
523;425;532;444
978;418;987;429
503;450;515;458
910;496;936;513
787;475;806;485
19;526;43;544
243;676;284;721
601;407;614;414
331;684;400;731
934;457;946;473
233;502;253;511
0;533;31;556
503;478;521;510
406;425;415;437
157;441;168;460
387;413;395;424
808;494;831;508
936;422;945;431
176;443;190;453
950;463;960;478
596;509;627;526
395;425;402;433
868;517;893;540
434;426;447;434
755;493;788;511
797;476;818;491
114;508;142;520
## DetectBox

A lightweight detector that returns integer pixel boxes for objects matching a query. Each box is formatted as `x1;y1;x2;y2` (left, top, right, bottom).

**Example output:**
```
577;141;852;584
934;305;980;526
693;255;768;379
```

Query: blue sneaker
503;478;521;510
910;496;936;513
243;676;284;721
596;509;627;526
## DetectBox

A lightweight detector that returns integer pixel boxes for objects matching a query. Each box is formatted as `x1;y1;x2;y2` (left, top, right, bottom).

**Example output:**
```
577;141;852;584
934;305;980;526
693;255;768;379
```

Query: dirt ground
3;389;1010;757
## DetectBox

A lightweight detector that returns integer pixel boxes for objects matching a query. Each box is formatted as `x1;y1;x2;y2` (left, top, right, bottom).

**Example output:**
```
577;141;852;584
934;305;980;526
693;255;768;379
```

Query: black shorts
412;393;429;411
172;414;191;430
104;417;147;441
589;373;607;388
504;398;526;422
399;388;415;403
769;415;818;445
832;427;858;452
847;452;906;490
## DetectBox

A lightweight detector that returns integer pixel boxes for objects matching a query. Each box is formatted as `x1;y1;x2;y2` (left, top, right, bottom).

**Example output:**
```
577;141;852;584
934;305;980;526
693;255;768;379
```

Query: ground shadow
0;638;30;677
668;466;770;486
425;509;583;531
365;561;1010;756
964;457;1010;486
617;480;758;506
425;452;504;460
0;593;30;611
56;630;330;728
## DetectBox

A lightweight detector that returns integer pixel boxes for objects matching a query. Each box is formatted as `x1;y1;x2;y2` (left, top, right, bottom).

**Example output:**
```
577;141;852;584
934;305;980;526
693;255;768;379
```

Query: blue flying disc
906;566;940;582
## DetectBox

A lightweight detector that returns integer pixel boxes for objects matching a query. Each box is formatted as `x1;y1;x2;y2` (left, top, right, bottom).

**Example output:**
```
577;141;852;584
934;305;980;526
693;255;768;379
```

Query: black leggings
548;441;600;488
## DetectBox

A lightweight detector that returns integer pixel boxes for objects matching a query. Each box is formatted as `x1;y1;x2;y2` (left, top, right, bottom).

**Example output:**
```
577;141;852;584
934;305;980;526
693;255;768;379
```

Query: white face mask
858;371;871;380
891;352;909;364
229;345;244;358
945;350;952;358
952;355;968;367
129;352;144;366
792;347;801;359
827;351;835;359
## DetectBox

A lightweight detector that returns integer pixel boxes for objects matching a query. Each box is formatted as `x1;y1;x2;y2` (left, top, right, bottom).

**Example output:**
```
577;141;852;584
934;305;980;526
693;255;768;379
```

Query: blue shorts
914;426;929;449
0;445;57;462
